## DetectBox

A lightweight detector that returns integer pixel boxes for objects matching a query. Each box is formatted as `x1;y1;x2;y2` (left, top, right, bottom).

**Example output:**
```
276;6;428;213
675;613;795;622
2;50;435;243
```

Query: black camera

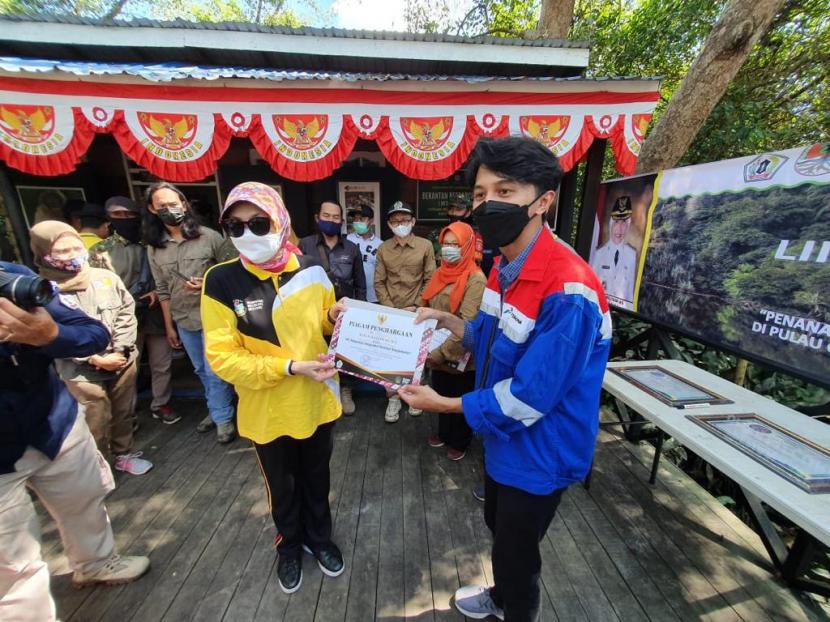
0;269;56;308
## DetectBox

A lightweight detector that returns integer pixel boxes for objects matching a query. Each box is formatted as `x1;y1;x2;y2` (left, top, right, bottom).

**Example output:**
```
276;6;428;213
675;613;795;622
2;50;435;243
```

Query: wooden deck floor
43;396;830;621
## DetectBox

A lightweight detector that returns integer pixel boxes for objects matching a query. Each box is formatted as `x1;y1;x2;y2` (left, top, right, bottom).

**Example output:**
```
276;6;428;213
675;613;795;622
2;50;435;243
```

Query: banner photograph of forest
598;143;830;386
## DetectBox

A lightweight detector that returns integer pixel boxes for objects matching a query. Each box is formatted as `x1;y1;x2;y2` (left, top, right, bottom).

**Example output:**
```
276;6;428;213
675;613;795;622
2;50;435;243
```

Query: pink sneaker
428;434;445;448
114;452;153;476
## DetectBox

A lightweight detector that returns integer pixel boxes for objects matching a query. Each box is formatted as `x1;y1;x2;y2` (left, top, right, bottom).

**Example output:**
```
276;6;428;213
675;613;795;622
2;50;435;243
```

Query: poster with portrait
593;143;830;387
338;181;380;236
16;185;86;229
589;174;655;310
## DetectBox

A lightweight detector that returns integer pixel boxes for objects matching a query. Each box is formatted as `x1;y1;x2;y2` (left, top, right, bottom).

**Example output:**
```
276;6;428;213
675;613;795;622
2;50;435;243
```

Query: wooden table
601;359;830;596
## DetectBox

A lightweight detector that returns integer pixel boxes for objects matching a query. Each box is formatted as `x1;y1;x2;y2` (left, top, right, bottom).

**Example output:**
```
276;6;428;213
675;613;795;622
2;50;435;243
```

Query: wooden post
574;139;606;259
0;165;33;267
554;166;578;245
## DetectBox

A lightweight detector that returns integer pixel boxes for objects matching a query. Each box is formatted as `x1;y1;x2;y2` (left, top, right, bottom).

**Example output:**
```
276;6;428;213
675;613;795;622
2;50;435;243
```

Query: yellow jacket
201;254;341;443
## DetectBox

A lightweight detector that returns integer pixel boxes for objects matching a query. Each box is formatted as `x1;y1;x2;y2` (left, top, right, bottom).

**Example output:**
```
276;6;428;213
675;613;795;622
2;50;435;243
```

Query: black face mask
157;207;185;226
473;193;545;249
110;218;142;243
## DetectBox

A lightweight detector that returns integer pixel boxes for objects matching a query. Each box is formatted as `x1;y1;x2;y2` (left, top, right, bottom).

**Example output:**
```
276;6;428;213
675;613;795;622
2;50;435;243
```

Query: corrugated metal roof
0;56;661;84
0;14;591;49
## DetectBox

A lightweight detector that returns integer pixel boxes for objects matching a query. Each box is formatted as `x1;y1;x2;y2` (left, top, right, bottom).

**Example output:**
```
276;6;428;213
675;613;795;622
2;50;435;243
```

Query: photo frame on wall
338;181;380;235
16;186;87;229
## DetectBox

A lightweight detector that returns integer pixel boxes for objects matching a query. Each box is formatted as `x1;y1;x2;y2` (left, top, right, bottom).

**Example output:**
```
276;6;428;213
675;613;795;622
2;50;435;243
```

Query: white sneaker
341;386;356;415
409;407;423;417
454;584;504;620
385;396;401;423
72;554;150;588
114;452;153;476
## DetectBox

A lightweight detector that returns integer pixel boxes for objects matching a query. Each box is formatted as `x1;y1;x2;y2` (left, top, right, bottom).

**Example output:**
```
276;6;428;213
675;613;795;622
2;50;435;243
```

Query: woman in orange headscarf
420;221;486;461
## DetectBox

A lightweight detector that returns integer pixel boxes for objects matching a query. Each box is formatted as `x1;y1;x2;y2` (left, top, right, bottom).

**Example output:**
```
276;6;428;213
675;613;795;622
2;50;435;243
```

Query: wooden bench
600;359;830;597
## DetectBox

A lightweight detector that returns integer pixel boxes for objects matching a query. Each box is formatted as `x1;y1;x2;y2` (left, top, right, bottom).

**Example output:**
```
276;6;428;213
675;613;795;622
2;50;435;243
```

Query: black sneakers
302;542;345;577
277;555;302;594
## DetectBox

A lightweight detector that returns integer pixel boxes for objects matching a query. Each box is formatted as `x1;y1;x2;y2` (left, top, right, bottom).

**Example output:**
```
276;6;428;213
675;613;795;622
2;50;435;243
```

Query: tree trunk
103;0;130;19
535;0;575;39
635;0;787;173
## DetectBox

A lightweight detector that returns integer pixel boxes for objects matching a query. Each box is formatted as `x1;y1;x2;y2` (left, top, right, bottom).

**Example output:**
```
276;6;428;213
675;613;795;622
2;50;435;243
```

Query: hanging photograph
338;181;380;235
16;186;86;229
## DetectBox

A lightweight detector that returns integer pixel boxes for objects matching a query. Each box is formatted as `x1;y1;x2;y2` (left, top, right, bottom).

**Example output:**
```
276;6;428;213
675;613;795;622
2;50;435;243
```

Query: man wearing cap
77;204;111;250
590;196;637;310
90;197;178;425
346;203;380;304
374;201;436;422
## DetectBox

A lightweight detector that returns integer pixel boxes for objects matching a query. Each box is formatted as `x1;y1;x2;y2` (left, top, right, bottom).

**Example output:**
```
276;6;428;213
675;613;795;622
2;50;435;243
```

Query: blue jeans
178;327;235;425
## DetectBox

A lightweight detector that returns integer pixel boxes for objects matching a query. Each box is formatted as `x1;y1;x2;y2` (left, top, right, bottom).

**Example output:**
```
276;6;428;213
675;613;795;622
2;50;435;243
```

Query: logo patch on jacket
233;299;246;317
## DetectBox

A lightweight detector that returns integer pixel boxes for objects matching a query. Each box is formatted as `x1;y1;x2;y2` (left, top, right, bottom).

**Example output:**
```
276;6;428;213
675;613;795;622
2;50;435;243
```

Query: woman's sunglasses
221;216;272;238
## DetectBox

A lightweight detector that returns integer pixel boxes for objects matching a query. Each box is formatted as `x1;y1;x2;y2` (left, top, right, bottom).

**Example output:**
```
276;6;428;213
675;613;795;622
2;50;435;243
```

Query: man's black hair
318;200;343;216
143;181;202;248
465;137;564;195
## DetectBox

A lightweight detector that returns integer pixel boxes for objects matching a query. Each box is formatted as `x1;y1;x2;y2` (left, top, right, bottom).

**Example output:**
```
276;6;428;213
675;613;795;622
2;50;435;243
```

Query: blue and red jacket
461;232;612;495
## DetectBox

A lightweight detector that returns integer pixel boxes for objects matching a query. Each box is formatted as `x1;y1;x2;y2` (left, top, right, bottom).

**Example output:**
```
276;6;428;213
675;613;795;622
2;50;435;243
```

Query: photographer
0;262;150;621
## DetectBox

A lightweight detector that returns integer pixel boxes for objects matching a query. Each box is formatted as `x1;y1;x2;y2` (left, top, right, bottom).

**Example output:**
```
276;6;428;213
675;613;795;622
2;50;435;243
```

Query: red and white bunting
0;79;659;180
349;113;383;139
509;114;593;170
80;106;116;131
250;113;358;181
0;103;92;175
611;113;652;176
472;113;509;136
113;111;231;181
221;112;254;136
377;115;477;180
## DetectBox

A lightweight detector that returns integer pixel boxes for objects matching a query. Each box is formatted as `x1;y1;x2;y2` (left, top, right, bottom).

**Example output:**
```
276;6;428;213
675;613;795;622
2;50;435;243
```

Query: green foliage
0;0;126;17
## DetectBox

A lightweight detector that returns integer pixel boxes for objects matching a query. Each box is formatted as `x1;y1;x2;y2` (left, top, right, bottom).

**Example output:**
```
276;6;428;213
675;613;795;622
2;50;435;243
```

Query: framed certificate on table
688;414;830;494
328;300;437;390
611;365;732;407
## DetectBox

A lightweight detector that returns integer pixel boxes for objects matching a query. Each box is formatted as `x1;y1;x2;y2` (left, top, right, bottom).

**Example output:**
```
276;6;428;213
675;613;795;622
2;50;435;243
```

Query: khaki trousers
65;361;137;461
136;331;172;412
0;416;116;622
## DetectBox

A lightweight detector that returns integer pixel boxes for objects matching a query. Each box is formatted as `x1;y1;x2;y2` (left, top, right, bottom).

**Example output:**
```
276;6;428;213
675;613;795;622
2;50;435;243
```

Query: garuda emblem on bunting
624;114;651;156
0;105;65;154
521;116;569;150
273;115;329;156
139;113;198;151
401;117;454;157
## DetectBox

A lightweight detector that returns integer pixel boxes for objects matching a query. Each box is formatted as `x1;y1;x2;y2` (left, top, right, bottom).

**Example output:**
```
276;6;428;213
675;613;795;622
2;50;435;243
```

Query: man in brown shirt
374;201;435;422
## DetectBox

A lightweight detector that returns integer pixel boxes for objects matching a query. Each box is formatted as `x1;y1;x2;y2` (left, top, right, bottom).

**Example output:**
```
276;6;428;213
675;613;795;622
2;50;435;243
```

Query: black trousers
484;474;564;622
253;421;335;558
431;369;475;451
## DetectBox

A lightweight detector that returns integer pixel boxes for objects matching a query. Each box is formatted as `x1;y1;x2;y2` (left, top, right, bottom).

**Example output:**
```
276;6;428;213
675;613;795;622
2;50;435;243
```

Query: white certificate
328;300;436;390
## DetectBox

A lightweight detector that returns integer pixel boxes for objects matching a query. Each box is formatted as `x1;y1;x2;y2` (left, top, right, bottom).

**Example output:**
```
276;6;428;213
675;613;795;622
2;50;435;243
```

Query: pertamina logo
139;112;198;151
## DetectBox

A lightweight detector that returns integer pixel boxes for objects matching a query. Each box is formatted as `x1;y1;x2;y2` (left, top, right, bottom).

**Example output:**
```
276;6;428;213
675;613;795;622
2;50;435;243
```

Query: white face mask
231;229;282;264
391;223;413;238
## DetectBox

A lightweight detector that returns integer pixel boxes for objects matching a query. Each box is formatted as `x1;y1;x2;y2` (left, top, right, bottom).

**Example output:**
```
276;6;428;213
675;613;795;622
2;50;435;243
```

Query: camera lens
0;271;56;308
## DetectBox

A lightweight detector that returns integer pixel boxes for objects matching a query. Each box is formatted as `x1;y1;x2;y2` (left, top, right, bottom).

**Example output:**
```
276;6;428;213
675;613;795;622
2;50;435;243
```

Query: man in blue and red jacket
400;137;611;622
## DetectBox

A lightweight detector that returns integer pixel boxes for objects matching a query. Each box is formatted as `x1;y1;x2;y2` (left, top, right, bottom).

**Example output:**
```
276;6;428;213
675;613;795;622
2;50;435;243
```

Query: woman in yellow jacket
201;182;345;595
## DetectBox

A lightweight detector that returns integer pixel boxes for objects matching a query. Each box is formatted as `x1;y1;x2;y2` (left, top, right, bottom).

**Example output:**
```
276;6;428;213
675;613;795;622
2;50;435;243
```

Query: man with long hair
143;182;237;444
